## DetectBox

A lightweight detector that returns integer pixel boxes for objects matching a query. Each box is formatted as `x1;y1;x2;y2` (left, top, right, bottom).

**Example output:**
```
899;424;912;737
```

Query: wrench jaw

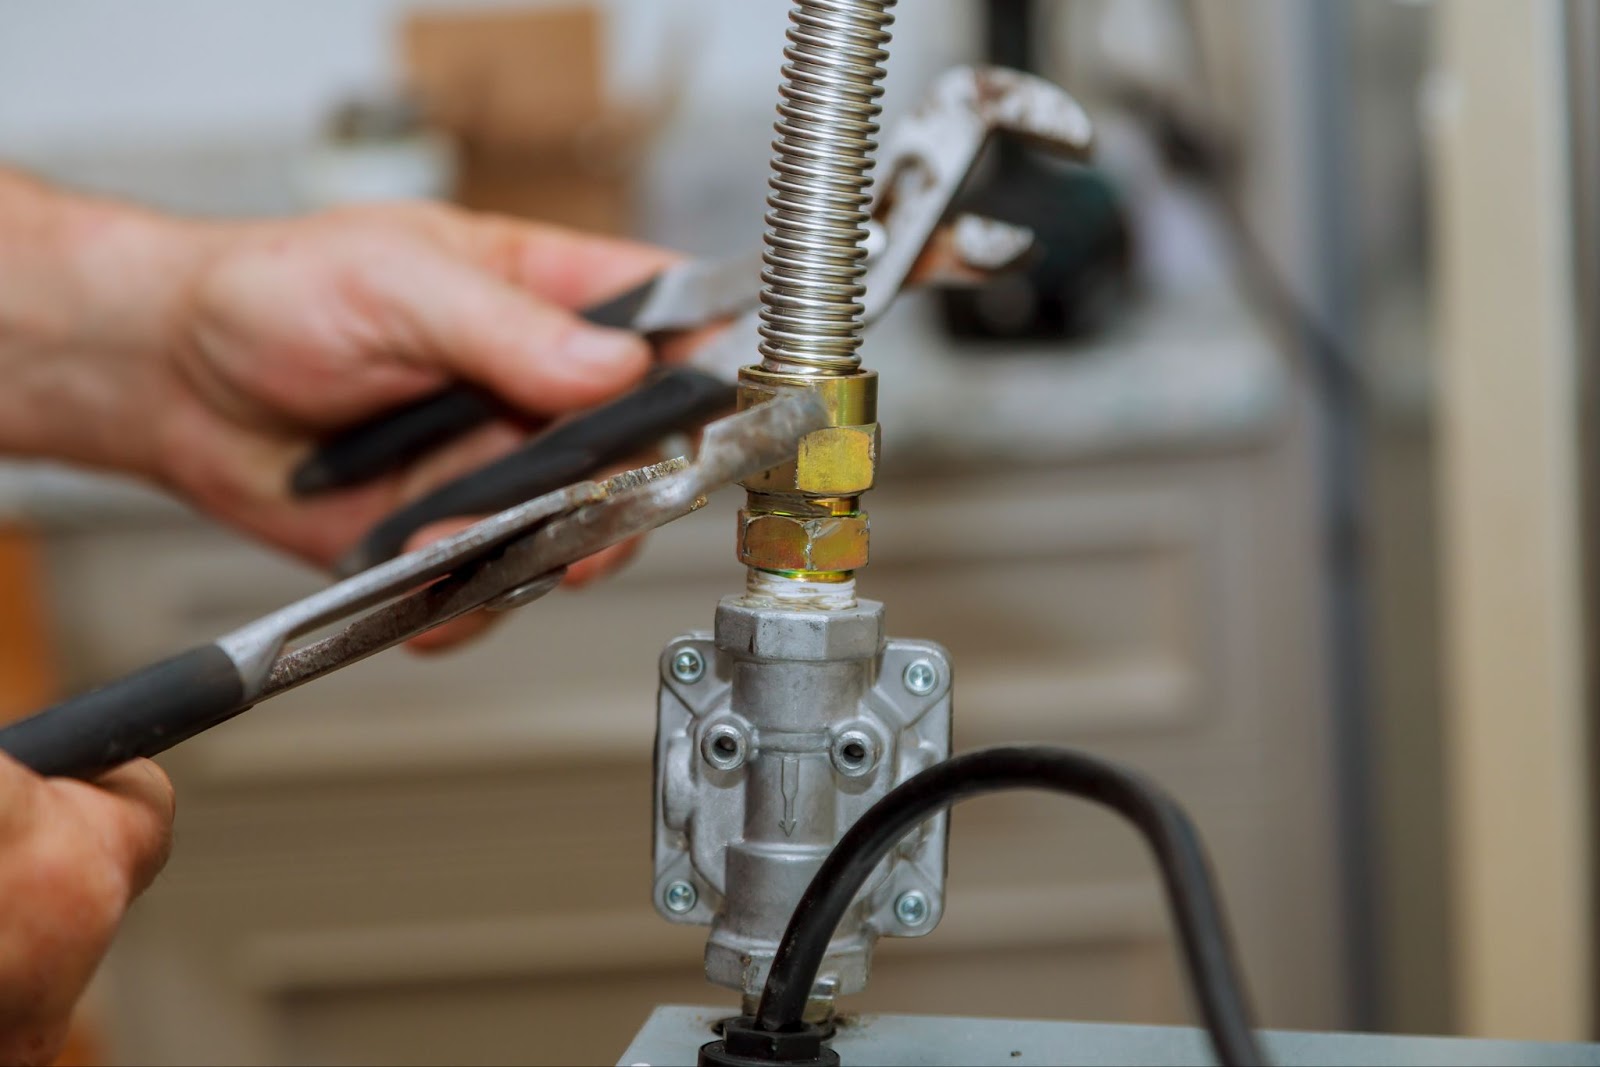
862;65;1095;323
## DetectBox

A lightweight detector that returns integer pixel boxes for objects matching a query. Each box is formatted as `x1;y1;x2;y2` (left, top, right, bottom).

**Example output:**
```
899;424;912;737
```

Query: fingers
373;250;651;416
73;760;176;897
565;538;642;587
406;609;501;654
396;517;644;654
0;755;176;1066
462;215;681;310
400;516;506;654
0;753;174;894
46;759;176;900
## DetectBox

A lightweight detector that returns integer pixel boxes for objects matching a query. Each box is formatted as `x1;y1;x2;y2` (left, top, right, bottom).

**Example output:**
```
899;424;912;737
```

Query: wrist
0;173;225;476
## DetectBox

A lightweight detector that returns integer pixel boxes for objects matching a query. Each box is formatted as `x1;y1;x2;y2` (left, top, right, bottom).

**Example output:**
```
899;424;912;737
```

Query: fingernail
561;327;646;371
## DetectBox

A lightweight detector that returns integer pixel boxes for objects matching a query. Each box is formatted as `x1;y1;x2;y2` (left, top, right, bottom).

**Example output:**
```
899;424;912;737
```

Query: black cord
753;745;1270;1067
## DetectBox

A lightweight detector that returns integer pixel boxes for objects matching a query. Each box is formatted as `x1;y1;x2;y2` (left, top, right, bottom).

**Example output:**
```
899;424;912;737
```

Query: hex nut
738;511;870;573
796;424;880;495
714;596;884;662
741;456;802;495
742;424;879;497
737;370;878;500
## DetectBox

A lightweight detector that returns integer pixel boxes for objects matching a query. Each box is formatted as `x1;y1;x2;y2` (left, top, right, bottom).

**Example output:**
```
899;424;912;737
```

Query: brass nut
737;511;870;573
738;369;878;426
741;456;801;496
797;424;879;495
738;369;879;500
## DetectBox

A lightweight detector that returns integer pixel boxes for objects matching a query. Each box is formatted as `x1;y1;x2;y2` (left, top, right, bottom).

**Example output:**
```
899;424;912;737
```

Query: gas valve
651;594;952;1005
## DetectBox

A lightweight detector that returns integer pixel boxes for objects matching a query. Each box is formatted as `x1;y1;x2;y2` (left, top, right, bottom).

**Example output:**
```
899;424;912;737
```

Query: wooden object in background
403;5;642;234
404;6;604;149
0;525;106;1067
0;525;57;721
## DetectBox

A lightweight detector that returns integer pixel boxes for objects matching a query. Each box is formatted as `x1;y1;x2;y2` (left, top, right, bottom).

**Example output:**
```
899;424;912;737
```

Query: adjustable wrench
310;66;1094;574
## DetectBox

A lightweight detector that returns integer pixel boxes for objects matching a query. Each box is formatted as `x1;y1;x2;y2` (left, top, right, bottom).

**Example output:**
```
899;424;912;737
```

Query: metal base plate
619;1005;1600;1067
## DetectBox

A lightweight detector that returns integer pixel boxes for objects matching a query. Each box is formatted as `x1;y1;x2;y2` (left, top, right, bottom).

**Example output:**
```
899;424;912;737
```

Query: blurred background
0;0;1594;1063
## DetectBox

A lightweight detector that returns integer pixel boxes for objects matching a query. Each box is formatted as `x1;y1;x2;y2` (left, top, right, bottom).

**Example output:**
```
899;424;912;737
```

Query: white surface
621;1005;1600;1067
0;1;975;151
0;463;183;526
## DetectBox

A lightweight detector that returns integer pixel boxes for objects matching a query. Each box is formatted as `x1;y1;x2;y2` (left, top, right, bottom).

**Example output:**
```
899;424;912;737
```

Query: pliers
0;67;1093;781
0;393;830;780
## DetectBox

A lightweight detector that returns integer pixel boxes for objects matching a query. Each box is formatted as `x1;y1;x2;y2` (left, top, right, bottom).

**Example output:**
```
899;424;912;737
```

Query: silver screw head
894;889;930;927
664;880;698;914
903;659;938;696
671;647;705;684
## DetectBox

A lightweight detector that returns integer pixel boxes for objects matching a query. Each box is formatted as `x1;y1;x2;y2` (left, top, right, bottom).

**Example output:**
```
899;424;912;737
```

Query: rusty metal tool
311;64;1094;575
287;248;774;498
0;392;828;781
328;213;1033;576
291;217;1027;504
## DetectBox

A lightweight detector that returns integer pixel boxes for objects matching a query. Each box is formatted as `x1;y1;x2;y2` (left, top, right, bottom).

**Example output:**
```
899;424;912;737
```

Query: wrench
313;66;1094;574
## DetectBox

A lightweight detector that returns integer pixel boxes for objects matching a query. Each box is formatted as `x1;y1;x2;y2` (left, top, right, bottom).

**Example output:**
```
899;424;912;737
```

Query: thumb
375;248;650;415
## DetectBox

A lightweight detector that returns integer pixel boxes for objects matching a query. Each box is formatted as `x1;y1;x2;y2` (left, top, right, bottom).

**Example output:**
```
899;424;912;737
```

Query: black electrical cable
753;745;1270;1067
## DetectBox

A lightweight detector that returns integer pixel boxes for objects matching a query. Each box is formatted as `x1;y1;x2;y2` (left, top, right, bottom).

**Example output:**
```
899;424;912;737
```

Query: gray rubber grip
0;644;248;780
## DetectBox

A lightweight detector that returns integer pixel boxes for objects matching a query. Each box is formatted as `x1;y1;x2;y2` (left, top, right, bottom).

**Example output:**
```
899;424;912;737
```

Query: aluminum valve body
652;594;952;999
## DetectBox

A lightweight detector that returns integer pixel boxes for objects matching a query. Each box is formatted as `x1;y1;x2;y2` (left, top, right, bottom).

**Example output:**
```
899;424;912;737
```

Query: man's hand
0;755;174;1066
162;202;674;568
0;177;678;646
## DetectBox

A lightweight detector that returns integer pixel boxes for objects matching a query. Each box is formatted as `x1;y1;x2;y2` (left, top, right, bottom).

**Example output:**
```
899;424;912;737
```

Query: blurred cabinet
40;433;1344;1065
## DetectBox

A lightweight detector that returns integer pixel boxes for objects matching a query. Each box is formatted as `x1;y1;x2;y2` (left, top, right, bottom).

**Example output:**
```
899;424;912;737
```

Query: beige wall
1433;0;1591;1041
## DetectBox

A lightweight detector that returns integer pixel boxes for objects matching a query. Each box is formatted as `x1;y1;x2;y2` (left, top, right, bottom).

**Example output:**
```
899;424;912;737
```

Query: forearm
0;171;208;476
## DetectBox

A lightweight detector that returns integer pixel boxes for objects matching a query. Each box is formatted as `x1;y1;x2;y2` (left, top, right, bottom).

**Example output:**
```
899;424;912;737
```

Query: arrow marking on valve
780;757;798;837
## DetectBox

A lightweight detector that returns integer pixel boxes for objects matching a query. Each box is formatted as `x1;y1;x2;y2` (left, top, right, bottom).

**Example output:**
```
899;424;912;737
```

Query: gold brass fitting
737;366;878;578
737;512;870;573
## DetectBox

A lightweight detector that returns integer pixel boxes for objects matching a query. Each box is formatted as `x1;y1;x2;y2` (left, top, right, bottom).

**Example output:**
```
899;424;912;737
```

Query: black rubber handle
338;365;736;574
0;645;248;780
290;277;664;497
291;387;500;496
